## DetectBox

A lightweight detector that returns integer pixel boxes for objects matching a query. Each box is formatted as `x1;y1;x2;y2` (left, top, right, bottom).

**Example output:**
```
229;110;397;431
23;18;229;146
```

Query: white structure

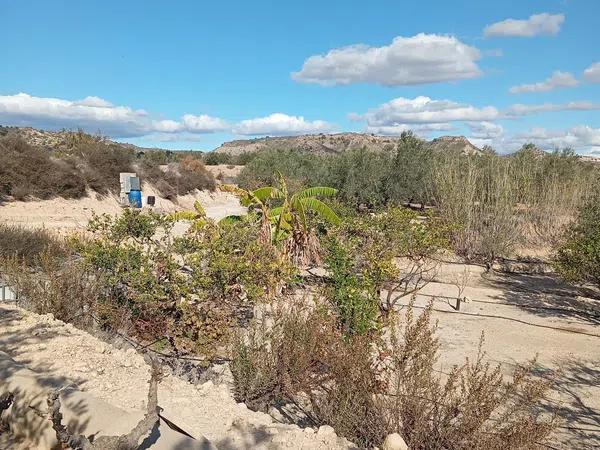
119;172;138;206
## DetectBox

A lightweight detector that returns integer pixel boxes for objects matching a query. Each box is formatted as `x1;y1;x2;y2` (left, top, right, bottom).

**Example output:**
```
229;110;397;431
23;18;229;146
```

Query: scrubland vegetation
3;130;600;448
0;132;215;202
237;133;599;264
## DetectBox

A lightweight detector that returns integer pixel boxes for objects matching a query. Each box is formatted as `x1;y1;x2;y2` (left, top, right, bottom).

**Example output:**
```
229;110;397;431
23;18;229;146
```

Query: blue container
128;190;142;208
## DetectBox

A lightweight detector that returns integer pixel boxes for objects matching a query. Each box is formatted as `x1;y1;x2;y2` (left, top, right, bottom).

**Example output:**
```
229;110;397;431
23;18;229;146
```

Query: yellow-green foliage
74;209;295;358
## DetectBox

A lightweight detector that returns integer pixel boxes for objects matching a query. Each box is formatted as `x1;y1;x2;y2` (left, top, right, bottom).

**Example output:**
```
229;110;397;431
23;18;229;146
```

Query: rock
382;433;408;450
317;425;336;436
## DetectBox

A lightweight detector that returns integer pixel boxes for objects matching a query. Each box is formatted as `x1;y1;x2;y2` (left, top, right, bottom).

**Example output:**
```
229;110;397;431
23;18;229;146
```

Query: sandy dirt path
0;189;246;233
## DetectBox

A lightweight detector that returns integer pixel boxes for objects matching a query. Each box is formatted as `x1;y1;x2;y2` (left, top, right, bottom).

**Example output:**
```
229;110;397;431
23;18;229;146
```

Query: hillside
0;125;175;154
213;132;483;156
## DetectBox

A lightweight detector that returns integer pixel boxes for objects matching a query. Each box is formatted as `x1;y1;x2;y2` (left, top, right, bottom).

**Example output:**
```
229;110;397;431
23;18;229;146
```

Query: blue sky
1;0;599;153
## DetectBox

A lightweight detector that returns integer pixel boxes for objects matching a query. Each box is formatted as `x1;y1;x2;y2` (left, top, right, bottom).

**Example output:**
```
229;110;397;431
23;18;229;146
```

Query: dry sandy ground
0;304;355;450
413;262;600;449
0;188;246;234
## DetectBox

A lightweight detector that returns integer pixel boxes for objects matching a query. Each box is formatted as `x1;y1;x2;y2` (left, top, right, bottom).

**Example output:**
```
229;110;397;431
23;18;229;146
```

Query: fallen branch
0;392;14;434
40;362;162;450
0;392;13;413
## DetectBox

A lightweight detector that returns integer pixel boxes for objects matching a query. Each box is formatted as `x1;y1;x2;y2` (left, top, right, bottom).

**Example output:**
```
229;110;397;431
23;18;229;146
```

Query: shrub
203;152;232;165
554;188;600;288
0;225;67;266
0;137;86;201
72;209;294;358
324;237;380;334
324;207;450;330
4;254;101;327
178;156;216;193
231;300;557;449
74;141;136;194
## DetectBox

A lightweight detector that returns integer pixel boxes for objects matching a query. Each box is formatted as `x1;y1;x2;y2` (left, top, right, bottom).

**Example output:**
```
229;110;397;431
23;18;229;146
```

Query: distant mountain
212;132;483;156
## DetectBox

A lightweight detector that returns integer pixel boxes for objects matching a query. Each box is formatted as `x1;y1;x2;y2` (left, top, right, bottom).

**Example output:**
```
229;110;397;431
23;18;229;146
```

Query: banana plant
221;174;340;265
219;184;276;244
167;200;209;232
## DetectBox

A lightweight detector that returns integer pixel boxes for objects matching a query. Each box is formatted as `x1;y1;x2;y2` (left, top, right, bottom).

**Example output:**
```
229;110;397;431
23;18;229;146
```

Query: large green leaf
252;186;284;202
299;198;341;225
219;215;244;225
168;211;199;221
294;186;338;200
268;206;284;218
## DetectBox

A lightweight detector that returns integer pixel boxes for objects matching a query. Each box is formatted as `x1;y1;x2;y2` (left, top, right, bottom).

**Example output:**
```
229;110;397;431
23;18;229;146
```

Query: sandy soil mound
0;304;355;450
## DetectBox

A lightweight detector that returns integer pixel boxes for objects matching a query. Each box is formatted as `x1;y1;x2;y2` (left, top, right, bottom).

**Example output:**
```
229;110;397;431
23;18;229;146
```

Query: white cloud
74;96;114;108
182;114;229;132
506;101;600;116
468;121;504;139
473;125;600;154
509;71;578;94
484;13;564;38
292;33;482;86
366;123;453;136
0;92;230;138
512;125;600;151
232;113;335;136
352;96;499;128
583;62;600;83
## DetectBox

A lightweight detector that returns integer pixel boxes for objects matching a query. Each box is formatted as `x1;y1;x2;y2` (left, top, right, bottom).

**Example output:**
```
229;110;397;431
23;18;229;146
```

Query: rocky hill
426;136;483;156
0;126;173;154
213;132;483;156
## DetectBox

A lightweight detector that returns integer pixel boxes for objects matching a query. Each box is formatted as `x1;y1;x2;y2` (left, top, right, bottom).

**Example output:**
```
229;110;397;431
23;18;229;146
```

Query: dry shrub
0;137;86;201
3;254;100;327
75;141;136;194
379;305;556;449
0;225;67;266
231;299;556;449
139;157;215;199
178;156;216;193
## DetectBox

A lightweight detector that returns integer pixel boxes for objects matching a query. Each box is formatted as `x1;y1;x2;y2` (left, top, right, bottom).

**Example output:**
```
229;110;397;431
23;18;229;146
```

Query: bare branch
43;362;162;450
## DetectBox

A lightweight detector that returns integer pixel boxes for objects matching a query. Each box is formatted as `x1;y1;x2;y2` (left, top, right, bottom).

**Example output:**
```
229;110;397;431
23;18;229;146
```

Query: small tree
554;189;600;288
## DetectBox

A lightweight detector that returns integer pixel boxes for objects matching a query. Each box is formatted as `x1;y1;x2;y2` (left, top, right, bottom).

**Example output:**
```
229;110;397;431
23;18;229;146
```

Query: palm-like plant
219;184;276;244
221;174;340;265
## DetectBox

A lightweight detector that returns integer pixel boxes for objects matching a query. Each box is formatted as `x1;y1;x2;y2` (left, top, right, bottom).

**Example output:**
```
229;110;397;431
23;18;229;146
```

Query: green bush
324;237;380;334
324;207;451;331
203;152;232;165
554;189;600;287
72;209;294;358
